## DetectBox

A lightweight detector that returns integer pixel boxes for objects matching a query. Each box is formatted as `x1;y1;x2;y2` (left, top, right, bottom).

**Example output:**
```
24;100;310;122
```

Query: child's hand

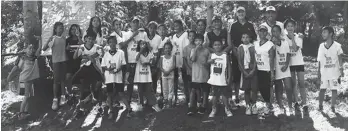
298;33;304;39
281;66;288;72
48;36;54;42
81;58;89;64
79;46;85;51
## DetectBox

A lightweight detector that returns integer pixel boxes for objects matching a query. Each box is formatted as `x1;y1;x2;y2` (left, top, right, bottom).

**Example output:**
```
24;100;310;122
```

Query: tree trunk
148;1;160;23
206;1;213;31
343;1;348;27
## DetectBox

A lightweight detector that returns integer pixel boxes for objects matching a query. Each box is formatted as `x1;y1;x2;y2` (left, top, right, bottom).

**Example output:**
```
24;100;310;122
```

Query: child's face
158;26;166;36
109;38;117;50
213;20;222;30
56;25;64;36
25;44;35;57
131;21;139;31
286;22;295;33
85;36;95;46
194;38;203;46
70;26;77;36
140;41;147;50
321;30;330;40
258;29;268;39
92;18;100;28
213;41;223;52
197;21;206;33
148;24;157;35
113;21;122;31
174;22;182;33
271;27;281;38
241;34;251;44
164;44;172;55
188;32;195;43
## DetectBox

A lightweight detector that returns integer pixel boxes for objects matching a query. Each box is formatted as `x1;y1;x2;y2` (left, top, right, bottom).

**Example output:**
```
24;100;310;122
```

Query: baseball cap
147;21;158;28
236;6;246;12
259;25;268;31
266;6;276;12
132;16;140;23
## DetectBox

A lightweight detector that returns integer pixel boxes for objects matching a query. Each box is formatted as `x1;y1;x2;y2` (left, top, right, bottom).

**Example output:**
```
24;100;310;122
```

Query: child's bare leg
211;87;220;109
297;72;307;105
291;72;299;103
202;84;210;109
138;84;144;105
318;89;326;107
331;90;337;108
189;87;197;108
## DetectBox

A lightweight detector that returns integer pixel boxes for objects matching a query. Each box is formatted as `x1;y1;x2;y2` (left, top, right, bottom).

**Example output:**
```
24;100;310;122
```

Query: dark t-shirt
66;37;79;60
207;29;228;49
230;21;257;47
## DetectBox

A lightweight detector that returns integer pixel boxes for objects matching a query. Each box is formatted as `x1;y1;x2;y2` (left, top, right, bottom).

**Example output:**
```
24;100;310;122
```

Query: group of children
7;6;344;121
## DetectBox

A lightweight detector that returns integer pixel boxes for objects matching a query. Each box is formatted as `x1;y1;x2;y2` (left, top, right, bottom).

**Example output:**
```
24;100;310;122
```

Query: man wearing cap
260;6;285;40
229;6;257;104
120;16;149;105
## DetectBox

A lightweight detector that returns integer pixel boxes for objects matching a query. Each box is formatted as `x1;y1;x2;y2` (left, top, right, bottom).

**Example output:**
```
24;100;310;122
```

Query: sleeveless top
134;53;153;83
284;34;305;66
51;36;67;63
240;44;253;69
207;53;227;86
274;40;291;80
161;55;174;78
254;40;274;71
207;29;228;49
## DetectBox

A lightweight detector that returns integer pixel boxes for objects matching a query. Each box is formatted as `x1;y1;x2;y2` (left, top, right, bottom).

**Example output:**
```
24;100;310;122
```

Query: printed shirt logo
324;54;335;68
140;65;149;75
277;51;286;66
213;60;223;74
256;53;264;66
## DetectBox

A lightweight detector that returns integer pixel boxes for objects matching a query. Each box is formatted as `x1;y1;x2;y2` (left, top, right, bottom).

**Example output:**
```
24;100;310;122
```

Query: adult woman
229;6;257;104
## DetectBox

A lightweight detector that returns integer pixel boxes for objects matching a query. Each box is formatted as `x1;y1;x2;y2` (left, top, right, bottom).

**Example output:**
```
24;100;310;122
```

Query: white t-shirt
83;30;104;46
260;21;285;40
124;31;148;63
171;32;190;68
110;31;126;49
254;40;274;71
134;52;153;83
275;40;291;80
148;34;162;54
207;53;228;86
158;36;170;49
77;44;103;70
317;41;343;81
101;50;126;84
284;34;305;66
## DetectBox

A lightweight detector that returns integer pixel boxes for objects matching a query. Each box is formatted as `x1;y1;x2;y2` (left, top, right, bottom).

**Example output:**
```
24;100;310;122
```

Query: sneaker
289;107;295;116
60;95;66;106
245;105;251;115
209;108;217;118
303;105;309;112
319;105;323;111
152;104;162;112
229;100;238;110
198;107;206;114
280;107;286;114
251;104;258;115
52;98;58;110
187;107;194;116
225;107;233;117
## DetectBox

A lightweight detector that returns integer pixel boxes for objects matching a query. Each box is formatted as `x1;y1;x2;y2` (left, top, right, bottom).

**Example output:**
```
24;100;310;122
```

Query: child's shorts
290;65;305;72
19;82;34;97
211;86;230;97
241;74;257;91
320;79;341;90
52;61;67;83
106;83;125;93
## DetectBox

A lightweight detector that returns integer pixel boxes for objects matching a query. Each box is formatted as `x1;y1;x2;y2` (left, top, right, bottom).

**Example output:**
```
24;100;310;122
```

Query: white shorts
320;79;340;90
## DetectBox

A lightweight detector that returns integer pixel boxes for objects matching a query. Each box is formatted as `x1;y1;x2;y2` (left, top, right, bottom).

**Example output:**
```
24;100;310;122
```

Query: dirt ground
1;60;348;131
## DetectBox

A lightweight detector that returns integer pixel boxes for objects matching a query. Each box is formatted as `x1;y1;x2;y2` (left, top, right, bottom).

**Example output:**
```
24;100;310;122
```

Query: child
42;22;68;110
317;26;343;112
159;42;176;108
207;40;233;117
72;33;104;105
134;40;161;112
182;30;196;105
238;32;258;115
284;18;307;112
147;21;162;95
157;24;170;98
272;25;294;115
66;24;83;96
187;34;210;115
254;25;275;115
7;36;41;120
101;36;131;119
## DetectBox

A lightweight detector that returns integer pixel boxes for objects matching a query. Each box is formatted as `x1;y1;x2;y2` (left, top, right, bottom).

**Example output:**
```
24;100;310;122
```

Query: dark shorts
66;58;81;74
72;65;103;85
257;71;271;89
127;63;137;84
191;82;210;93
211;86;231;97
106;83;125;93
290;65;305;72
231;55;241;83
52;61;67;83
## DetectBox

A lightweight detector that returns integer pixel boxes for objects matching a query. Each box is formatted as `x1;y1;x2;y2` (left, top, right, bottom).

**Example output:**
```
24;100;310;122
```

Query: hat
132;16;140;22
259;25;268;31
147;21;158;28
212;16;222;22
236;6;246;12
266;6;276;12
